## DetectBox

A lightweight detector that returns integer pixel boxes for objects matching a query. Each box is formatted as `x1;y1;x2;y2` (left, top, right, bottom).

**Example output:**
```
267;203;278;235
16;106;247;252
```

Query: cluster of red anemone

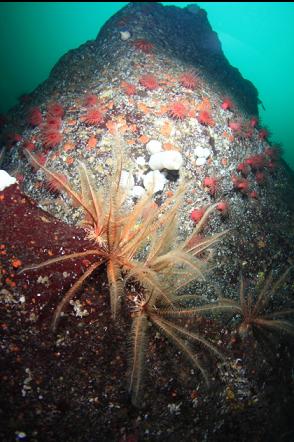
233;147;280;197
228;116;269;141
40;102;64;149
228;120;254;139
190;200;229;225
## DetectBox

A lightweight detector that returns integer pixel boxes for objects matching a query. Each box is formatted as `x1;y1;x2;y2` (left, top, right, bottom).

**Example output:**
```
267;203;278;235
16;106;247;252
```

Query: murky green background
0;2;293;170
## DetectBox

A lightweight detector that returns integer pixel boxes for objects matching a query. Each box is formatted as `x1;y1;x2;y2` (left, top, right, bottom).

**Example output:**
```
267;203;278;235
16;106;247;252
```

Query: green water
1;2;294;170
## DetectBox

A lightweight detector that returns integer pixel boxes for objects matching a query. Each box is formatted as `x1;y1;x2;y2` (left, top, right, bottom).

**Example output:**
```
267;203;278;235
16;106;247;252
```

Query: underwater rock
1;2;294;441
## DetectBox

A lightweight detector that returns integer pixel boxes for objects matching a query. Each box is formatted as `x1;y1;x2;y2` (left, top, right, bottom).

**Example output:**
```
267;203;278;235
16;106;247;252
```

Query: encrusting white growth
136;156;146;167
143;170;167;193
194;146;211;166
120;30;131;41
149;151;183;171
194;146;210;159
0;170;17;191
195;157;207;166
146;139;162;155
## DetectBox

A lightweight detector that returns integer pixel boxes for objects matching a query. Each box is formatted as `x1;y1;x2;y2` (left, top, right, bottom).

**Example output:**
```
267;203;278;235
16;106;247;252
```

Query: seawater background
0;2;293;170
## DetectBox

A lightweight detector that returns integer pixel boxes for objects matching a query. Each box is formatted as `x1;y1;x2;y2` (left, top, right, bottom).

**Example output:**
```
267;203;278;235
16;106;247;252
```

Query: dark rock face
48;2;258;115
97;2;259;115
1;3;294;442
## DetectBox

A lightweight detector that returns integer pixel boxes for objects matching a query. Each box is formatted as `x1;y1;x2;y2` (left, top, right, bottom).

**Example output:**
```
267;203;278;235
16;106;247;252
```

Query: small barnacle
120;29;131;41
37;275;50;287
167;402;182;415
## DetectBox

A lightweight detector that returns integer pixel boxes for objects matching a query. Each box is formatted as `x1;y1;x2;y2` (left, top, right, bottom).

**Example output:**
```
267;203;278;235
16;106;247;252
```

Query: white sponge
143;170;167;193
132;185;146;198
120;31;131;41
0;170;17;191
194;146;210;159
149;151;183;171
146;139;163;155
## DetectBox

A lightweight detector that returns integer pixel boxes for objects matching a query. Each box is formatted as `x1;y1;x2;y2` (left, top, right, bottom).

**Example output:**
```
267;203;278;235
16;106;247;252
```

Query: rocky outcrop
1;3;294;441
97;2;259;115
